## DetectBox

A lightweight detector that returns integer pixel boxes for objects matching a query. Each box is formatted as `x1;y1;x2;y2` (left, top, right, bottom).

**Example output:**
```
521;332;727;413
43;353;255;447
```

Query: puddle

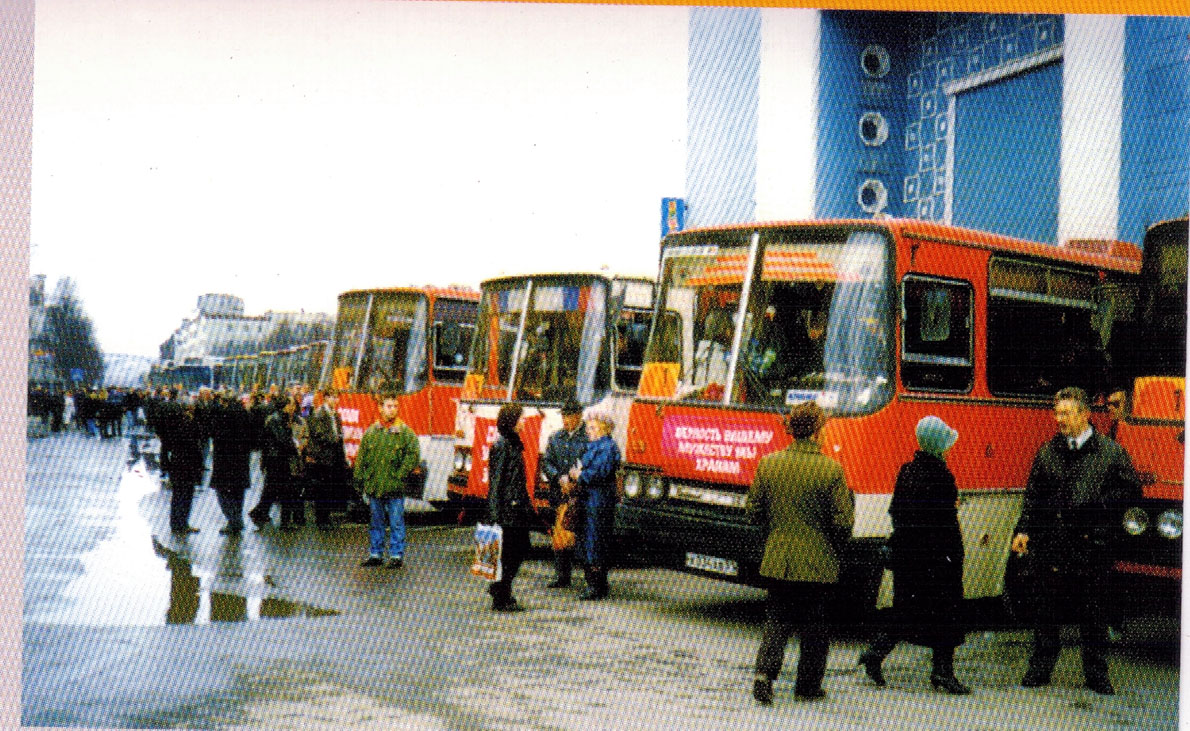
153;539;338;625
28;462;338;626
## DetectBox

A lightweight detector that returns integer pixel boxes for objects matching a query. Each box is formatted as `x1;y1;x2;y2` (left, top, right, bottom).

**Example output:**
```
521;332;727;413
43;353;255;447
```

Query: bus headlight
623;472;642;498
464;452;473;472
1122;507;1149;536
1157;509;1183;540
453;451;467;473
645;475;665;500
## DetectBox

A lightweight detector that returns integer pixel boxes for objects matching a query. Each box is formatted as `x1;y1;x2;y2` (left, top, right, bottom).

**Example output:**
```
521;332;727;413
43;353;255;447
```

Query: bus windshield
1136;221;1187;379
329;291;429;394
469;276;609;404
646;227;893;415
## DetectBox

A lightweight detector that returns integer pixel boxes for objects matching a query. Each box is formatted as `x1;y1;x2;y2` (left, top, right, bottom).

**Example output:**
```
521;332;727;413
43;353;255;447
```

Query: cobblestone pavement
23;431;1181;729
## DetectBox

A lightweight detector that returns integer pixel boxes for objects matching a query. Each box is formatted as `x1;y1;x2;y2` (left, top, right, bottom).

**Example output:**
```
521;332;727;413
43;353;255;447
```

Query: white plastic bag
470;523;503;582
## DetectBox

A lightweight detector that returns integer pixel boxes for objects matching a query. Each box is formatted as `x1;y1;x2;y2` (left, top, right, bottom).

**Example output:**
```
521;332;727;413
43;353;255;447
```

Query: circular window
859;111;889;147
861;45;891;79
858;178;888;214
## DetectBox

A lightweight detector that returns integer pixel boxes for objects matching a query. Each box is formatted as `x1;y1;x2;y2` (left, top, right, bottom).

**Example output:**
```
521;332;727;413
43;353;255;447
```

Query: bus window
359;293;429;394
329;293;370;388
901;276;974;393
987;258;1107;397
434;321;474;383
614;309;652;390
737;235;892;409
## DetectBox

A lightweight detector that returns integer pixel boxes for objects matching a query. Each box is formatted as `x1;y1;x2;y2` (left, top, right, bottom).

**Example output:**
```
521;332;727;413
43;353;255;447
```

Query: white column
1059;15;1125;243
756;9;819;221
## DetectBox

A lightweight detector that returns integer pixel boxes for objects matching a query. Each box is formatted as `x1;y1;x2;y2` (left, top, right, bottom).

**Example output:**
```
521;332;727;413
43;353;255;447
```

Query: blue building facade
685;9;1189;246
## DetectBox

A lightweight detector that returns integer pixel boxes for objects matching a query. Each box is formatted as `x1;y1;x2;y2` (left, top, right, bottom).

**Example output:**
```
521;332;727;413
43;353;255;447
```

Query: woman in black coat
486;403;533;612
859;415;970;694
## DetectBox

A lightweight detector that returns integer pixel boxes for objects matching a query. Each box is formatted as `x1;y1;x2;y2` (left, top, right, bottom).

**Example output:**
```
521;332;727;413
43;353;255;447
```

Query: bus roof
664;218;1142;275
338;285;480;302
479;271;654;288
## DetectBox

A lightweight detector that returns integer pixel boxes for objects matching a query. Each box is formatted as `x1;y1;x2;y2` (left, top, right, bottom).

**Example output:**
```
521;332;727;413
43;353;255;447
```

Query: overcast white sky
30;0;688;358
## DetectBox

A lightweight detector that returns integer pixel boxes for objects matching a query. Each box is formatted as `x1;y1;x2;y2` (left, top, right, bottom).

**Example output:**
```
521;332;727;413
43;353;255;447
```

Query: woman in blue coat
569;409;621;600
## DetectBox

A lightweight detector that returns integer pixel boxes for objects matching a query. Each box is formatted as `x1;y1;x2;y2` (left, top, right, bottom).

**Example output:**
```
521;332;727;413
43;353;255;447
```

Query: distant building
161;293;332;364
683;10;1188;244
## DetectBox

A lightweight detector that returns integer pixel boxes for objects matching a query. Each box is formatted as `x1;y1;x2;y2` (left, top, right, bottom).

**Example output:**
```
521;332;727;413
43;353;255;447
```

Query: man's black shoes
360;556;383;567
752;676;773;705
1021;669;1050;688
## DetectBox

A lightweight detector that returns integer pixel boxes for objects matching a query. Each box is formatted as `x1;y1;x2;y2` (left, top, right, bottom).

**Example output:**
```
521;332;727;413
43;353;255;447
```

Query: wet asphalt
23;431;1181;729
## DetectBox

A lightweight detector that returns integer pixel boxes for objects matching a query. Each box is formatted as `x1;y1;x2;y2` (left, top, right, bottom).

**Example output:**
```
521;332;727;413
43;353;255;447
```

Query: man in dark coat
304;388;347;530
539;398;587;588
210;393;255;535
1011;386;1141;695
747;402;854;704
167;402;205;535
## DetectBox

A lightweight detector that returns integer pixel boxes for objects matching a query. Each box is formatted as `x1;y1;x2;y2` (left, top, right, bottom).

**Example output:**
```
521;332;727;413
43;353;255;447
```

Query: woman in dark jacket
486;403;533;612
859;415;970;694
569;409;621;600
249;396;304;530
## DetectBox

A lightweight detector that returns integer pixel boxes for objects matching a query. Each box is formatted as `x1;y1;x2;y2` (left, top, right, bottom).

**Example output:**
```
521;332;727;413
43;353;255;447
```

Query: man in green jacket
354;393;420;569
747;401;854;705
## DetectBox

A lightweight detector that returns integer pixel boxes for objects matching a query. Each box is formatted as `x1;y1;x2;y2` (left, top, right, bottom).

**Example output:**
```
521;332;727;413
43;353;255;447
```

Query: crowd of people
45;375;1143;704
750;387;1140;706
28;384;145;437
141;383;355;537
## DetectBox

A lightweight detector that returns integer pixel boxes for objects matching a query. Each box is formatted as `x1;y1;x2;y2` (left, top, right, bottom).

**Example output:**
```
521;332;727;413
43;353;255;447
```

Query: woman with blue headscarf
859;415;971;694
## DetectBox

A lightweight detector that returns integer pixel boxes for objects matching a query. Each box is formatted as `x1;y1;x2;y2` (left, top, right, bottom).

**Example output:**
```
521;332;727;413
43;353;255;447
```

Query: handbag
405;460;428;500
470;523;503;582
551;503;576;552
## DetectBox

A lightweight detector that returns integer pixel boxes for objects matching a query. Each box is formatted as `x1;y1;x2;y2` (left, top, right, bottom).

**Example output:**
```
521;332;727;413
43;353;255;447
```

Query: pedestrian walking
167;402;205;535
747;402;854;704
304;388;348;530
540;398;587;588
210;391;255;535
1011;386;1141;695
568;408;620;600
353;393;420;568
859;415;970;694
249;396;305;530
486;403;534;612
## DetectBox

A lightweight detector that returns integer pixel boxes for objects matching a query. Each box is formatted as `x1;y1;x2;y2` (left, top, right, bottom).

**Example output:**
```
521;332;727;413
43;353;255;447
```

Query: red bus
617;219;1141;603
1111;217;1186;608
323;286;479;506
447;272;657;517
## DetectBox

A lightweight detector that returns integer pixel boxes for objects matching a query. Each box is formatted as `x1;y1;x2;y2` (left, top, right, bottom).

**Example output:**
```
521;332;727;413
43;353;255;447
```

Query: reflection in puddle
154;540;338;625
28;462;337;627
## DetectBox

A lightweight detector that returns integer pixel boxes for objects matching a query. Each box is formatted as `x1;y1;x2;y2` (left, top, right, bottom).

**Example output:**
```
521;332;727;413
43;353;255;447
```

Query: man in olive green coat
747;402;854;705
353;394;420;569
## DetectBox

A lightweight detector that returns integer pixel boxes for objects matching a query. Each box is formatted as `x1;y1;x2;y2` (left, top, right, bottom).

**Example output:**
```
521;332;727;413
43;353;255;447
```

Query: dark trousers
489;526;531;604
306;463;344;526
215;487;247;531
1027;560;1111;682
755;580;834;693
169;482;196;531
251;474;303;527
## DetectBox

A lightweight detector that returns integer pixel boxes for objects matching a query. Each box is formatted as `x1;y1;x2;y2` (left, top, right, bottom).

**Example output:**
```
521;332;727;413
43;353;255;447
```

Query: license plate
685;552;739;576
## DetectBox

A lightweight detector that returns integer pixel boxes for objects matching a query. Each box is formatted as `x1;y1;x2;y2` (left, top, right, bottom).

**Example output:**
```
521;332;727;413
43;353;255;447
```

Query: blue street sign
661;197;686;238
70;368;84;383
